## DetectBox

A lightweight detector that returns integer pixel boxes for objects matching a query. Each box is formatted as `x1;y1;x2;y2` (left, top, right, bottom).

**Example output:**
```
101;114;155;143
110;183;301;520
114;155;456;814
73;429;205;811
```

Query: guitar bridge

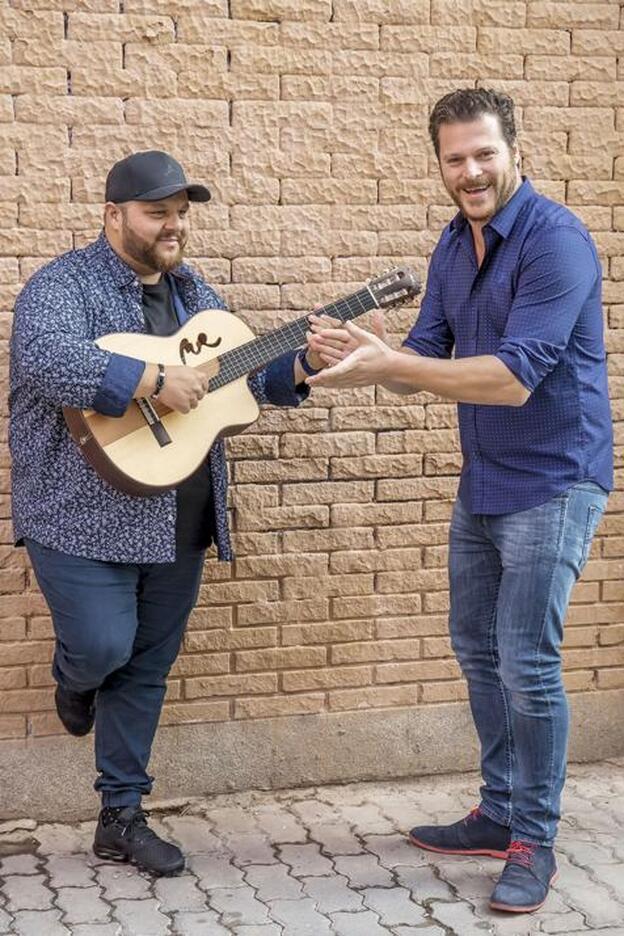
136;398;172;448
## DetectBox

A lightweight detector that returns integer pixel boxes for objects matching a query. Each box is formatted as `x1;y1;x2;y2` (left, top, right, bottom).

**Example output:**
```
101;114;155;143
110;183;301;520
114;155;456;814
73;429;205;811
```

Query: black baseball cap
105;150;211;204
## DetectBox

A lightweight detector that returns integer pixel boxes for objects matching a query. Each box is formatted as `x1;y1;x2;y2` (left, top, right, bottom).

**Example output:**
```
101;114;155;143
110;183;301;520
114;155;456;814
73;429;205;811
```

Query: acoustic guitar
63;266;421;497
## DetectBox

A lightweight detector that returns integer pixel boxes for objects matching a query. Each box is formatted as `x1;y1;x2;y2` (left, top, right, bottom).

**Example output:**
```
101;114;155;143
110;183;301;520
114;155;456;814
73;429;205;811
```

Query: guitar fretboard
207;286;377;392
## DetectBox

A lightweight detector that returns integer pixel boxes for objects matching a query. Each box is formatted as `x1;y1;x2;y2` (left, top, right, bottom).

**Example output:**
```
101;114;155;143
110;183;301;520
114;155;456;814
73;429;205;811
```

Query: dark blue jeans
449;482;608;846
25;539;205;808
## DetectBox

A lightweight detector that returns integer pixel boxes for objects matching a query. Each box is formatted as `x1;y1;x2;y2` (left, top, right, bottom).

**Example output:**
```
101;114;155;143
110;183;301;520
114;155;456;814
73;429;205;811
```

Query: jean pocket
580;504;604;569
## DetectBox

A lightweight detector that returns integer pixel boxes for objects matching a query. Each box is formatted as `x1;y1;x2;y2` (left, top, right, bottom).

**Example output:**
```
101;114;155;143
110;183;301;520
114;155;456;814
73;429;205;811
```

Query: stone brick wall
1;0;623;743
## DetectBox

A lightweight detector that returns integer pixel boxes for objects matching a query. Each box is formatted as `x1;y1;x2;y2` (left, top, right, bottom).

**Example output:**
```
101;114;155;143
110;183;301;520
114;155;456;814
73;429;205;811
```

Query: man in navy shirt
307;89;613;913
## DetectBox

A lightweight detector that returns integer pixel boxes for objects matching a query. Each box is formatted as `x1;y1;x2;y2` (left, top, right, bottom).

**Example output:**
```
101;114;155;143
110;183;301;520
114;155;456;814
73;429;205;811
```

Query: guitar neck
206;285;378;391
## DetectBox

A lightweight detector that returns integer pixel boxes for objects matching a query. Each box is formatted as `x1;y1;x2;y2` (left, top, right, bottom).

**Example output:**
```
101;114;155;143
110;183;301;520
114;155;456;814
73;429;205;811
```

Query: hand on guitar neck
135;363;210;414
137;339;328;415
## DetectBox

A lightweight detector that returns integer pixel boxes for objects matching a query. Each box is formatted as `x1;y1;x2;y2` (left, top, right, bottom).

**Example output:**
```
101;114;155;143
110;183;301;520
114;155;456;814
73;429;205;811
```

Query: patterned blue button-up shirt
10;232;306;563
404;179;613;514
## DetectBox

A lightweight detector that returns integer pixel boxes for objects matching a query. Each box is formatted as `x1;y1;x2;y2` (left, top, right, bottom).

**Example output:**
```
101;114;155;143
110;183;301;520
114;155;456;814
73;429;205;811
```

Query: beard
121;216;187;274
448;156;519;223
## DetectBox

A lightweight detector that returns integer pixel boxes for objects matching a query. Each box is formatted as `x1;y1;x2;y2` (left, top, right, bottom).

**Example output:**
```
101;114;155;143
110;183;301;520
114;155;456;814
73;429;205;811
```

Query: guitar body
63;266;421;497
64;310;260;497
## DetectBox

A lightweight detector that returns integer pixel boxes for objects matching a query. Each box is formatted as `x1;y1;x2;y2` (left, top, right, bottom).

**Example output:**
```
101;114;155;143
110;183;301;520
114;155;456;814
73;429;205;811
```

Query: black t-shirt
142;277;215;554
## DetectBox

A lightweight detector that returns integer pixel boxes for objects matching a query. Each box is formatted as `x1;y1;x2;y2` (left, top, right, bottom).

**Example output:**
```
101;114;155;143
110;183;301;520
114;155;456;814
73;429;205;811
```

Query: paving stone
331;909;391;936
300;873;364;913
362;886;427;926
391;928;447;936
55;885;111;924
1;762;623;936
228;834;277;866
162;816;224;855
208;886;272;927
95;864;152;900
278;843;334;877
317;786;369;807
557;838;619;866
560;795;620;836
428;899;497;935
188;854;246;890
333;854;394;888
2;874;52;911
585;862;624;901
307;822;364;855
45;854;96;888
435;857;497;898
337;804;397;835
153;872;207;911
0;855;40;875
244;863;303;900
208;807;261;836
540;911;589;933
254;808;308;844
112;898;171;936
171;909;230;935
71;926;122;936
233;927;282;936
33;824;88;856
552;931;624;935
267;896;333;935
554;856;624;927
12;909;71;936
362;834;427;869
395;864;455;902
289;799;340;825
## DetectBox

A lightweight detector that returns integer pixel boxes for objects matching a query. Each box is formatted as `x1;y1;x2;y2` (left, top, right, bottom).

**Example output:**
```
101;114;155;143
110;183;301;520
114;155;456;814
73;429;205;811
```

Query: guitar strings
209;288;376;391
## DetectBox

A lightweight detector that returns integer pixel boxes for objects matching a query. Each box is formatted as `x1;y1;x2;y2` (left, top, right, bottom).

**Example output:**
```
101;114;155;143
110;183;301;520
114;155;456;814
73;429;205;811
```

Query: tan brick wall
1;0;623;742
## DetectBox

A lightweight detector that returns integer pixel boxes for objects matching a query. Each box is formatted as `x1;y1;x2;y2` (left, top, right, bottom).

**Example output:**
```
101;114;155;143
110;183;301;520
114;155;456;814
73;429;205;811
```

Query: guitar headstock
367;266;421;308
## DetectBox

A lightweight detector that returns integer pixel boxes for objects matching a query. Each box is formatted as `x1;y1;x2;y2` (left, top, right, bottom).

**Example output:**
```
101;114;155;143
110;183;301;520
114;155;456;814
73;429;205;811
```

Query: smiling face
437;113;521;229
105;191;190;280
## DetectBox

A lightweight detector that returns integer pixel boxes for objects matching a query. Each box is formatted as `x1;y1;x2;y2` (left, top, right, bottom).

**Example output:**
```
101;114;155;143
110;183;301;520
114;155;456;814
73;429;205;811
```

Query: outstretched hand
305;311;394;389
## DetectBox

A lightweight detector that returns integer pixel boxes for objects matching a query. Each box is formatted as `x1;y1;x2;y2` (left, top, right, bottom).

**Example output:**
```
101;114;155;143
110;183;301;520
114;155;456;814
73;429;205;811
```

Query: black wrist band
297;347;322;376
150;363;166;399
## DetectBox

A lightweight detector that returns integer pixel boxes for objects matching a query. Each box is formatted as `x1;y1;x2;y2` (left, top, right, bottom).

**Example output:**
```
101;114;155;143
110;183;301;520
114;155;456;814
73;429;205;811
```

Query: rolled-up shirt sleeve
11;268;145;415
495;226;601;392
402;247;455;359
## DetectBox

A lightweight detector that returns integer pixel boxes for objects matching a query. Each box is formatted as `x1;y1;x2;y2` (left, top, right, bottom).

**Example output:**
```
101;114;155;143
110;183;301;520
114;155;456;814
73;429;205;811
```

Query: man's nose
164;216;183;234
464;159;481;178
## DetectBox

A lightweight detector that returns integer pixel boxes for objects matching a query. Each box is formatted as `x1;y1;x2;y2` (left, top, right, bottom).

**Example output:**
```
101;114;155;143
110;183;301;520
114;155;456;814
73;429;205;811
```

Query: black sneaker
490;841;558;912
409;806;511;859
55;685;96;736
93;806;185;876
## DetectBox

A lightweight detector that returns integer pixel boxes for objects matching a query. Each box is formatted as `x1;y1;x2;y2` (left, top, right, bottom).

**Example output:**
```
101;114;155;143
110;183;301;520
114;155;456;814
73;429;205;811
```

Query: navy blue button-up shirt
10;233;307;563
403;179;613;514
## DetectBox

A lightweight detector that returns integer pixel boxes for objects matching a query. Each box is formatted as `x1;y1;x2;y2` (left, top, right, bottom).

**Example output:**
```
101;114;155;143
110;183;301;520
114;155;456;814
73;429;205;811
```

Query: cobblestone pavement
1;759;623;936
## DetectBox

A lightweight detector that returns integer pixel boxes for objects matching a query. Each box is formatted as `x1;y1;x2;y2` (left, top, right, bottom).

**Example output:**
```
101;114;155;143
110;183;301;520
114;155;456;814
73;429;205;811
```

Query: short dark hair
429;88;517;159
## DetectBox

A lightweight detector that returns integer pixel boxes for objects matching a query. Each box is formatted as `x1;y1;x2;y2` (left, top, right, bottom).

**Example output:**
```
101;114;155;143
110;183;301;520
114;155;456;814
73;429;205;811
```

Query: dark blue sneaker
409;806;510;859
490;841;558;912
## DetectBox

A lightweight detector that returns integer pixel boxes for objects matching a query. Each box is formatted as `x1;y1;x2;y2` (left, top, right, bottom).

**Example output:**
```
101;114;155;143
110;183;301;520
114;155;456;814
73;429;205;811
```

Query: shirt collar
91;230;194;287
449;177;534;240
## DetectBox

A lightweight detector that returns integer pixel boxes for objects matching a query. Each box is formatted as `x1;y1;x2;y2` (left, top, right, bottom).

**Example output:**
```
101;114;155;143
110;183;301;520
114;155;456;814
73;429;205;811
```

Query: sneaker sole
408;833;509;860
489;869;559;913
93;844;185;876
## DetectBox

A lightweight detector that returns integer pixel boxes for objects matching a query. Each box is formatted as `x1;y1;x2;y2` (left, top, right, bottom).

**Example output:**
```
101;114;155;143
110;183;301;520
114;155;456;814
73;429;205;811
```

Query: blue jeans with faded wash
449;482;608;847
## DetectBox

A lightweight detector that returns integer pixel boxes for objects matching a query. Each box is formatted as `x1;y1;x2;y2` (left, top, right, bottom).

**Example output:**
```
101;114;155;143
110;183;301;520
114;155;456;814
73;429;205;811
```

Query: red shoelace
507;840;537;868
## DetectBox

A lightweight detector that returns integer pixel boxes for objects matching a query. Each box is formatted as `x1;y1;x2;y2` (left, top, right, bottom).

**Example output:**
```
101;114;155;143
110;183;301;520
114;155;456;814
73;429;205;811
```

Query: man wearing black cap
9;151;326;875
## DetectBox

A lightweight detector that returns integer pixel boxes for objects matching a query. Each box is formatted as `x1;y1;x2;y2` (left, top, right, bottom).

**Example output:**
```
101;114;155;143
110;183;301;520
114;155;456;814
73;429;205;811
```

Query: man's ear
103;201;122;231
